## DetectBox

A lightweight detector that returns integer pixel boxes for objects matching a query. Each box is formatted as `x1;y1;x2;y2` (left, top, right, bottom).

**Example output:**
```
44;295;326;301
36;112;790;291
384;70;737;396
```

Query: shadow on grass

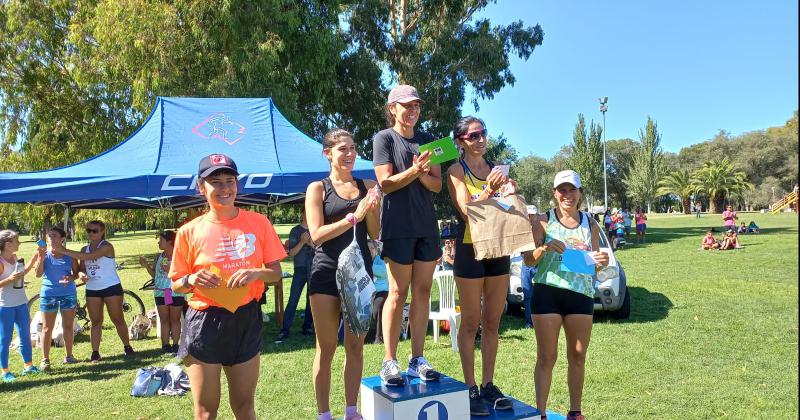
1;347;170;392
594;286;673;324
1;371;120;392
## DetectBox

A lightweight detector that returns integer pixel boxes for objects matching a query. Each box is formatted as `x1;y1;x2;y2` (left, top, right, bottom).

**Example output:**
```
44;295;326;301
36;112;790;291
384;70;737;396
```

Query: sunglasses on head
460;129;488;141
86;228;100;234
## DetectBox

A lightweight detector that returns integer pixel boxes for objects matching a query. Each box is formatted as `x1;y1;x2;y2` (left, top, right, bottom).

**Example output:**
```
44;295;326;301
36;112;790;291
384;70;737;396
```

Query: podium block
361;373;469;420
476;396;541;419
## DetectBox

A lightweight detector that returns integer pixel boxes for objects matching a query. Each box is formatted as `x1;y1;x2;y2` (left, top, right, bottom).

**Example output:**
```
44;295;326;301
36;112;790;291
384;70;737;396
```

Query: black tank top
311;177;373;282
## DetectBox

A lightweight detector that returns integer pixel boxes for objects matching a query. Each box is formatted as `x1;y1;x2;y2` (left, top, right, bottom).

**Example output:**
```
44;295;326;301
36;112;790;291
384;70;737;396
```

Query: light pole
599;97;608;211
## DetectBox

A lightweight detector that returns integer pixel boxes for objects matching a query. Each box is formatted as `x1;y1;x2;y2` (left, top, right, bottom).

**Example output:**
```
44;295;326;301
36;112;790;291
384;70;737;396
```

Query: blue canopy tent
0;97;374;209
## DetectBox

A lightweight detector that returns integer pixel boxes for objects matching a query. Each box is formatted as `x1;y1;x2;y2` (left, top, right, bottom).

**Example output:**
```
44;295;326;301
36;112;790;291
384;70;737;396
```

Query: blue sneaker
21;365;41;376
2;371;16;383
407;356;440;382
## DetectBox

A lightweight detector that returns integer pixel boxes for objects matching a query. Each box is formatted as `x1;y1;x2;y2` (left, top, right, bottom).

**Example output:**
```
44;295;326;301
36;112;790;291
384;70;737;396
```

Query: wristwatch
180;275;192;290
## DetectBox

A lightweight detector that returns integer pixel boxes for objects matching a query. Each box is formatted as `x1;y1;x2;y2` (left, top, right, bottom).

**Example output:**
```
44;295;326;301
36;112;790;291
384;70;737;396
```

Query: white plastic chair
429;270;460;352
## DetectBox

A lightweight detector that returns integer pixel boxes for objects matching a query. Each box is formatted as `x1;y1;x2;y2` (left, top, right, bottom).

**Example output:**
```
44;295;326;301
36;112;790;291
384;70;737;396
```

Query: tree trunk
709;195;724;213
681;197;691;214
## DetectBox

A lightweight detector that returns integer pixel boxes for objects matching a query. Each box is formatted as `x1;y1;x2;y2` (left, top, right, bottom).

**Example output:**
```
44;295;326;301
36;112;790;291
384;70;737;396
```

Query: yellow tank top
461;161;498;244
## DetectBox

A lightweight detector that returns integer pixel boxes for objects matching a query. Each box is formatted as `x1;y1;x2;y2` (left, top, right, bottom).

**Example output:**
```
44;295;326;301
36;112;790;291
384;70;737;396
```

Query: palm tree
691;158;753;213
657;168;696;214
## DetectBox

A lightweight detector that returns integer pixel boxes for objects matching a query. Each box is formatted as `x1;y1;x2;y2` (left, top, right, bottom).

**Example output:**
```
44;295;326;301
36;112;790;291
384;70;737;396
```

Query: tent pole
63;205;70;240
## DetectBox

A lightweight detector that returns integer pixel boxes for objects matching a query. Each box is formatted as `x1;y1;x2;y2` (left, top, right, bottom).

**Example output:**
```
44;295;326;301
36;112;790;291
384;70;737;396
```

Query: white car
506;227;630;319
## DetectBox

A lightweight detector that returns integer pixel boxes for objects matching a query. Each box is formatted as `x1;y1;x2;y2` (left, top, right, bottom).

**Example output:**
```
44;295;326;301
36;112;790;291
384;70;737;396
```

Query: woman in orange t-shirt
170;154;286;420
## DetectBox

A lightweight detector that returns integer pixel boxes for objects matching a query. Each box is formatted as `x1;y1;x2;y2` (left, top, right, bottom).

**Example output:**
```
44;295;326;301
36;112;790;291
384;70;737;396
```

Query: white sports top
83;240;122;290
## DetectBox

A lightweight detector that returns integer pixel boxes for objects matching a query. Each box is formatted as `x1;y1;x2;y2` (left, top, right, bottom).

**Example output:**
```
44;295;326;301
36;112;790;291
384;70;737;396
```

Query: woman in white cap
372;84;442;386
525;170;609;420
169;153;286;420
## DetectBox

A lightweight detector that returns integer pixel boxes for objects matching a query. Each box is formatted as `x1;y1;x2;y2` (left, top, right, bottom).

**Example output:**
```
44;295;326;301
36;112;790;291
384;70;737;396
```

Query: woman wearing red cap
526;170;609;420
373;84;443;386
170;153;286;420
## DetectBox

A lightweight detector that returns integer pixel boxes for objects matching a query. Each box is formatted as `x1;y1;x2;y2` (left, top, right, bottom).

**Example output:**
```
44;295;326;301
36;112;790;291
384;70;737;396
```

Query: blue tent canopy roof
0;97;374;208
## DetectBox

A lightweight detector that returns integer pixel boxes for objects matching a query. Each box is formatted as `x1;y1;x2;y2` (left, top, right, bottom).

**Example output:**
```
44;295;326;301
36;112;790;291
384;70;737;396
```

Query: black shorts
154;296;187;307
177;299;262;366
453;241;510;279
532;283;593;316
308;270;339;298
381;236;442;265
85;283;123;298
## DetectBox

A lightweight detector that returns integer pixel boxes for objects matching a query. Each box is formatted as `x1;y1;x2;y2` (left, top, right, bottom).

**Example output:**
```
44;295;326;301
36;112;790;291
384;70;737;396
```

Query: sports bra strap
459;158;495;189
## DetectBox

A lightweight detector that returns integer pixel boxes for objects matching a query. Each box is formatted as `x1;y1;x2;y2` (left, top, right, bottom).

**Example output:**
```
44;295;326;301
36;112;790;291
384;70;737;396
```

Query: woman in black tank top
305;128;381;420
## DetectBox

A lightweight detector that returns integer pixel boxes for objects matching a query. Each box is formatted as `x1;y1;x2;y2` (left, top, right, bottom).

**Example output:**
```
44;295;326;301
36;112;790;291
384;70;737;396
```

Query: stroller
611;220;626;249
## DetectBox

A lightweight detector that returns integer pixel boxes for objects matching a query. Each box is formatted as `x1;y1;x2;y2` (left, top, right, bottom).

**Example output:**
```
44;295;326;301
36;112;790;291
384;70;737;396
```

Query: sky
464;0;799;159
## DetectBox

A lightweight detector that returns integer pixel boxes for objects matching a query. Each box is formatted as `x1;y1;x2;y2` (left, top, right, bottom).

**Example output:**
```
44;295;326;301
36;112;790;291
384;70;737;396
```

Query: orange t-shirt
169;209;287;311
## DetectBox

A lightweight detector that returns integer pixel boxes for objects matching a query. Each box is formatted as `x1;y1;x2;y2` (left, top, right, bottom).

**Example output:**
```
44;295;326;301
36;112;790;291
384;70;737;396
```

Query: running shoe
171;343;179;354
124;345;136;357
481;382;513;411
90;350;102;363
2;371;16;383
21;365;41;376
566;412;586;420
344;412;363;420
379;359;404;387
469;385;490;416
274;330;289;343
39;358;51;372
161;344;172;354
63;355;79;364
407;356;440;382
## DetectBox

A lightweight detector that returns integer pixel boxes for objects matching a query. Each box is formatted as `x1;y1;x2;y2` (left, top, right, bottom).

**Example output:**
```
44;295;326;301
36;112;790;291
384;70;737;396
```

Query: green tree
605;138;637;209
625;117;664;212
511;155;556;211
692;157;753;213
567;114;603;209
345;0;544;139
657;168;696;214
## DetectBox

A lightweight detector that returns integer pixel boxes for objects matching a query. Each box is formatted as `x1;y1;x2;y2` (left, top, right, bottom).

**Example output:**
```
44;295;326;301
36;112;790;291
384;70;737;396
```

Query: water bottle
13;258;25;289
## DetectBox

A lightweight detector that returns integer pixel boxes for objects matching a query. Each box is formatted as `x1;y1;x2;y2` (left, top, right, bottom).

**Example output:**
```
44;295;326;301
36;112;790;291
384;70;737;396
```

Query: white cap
526;205;538;215
553;170;582;189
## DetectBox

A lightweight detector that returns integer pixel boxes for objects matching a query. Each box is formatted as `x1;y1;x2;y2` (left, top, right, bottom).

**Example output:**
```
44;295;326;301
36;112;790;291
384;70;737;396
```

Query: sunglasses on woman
460;129;488;141
86;228;100;234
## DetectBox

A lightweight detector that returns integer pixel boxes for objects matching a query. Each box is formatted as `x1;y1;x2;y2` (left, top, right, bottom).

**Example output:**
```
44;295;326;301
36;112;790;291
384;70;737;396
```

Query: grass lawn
2;212;797;419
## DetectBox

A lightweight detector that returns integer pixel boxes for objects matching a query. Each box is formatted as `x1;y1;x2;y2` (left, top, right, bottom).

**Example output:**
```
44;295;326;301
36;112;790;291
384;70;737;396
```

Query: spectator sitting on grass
701;231;719;250
720;230;740;250
747;221;760;234
737;222;748;234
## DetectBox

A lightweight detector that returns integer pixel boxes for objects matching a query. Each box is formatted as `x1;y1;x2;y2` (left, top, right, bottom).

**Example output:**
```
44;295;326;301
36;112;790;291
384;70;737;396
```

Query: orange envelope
197;266;249;313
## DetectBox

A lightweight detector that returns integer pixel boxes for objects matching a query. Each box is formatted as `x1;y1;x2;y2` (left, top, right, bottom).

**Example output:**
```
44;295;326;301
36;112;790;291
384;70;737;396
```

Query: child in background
737;222;748;234
701;231;719;250
635;208;648;244
369;240;389;344
747;221;760;234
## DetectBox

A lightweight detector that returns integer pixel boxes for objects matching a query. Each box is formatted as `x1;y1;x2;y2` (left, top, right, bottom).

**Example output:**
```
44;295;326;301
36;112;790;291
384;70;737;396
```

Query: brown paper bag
465;195;536;260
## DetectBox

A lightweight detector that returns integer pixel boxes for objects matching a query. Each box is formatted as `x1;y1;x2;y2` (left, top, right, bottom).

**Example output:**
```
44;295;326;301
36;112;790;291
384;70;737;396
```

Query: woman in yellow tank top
446;116;516;416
